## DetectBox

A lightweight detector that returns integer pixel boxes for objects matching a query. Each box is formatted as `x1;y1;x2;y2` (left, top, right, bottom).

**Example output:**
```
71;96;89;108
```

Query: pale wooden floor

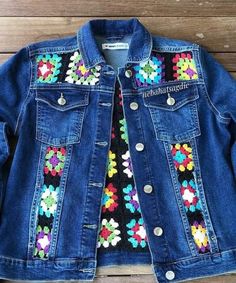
0;0;236;282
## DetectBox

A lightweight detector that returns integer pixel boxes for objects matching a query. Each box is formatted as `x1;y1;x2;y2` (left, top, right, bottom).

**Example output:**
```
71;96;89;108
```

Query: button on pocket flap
35;88;89;146
143;84;199;111
142;84;201;142
35;89;89;111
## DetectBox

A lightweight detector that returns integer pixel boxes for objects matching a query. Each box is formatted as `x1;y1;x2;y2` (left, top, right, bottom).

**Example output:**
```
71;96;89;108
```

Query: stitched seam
163;141;198;257
29;44;79;56
14;45;33;135
198;46;231;124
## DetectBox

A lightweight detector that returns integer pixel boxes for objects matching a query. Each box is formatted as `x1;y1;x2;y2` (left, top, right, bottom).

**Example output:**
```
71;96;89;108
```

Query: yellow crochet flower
191;223;209;249
107;150;117;178
104;187;113;197
78;65;88;75
183;143;192;153
175;143;181;150
104;187;114;208
179;160;194;172
187;161;194;171
173;143;194;172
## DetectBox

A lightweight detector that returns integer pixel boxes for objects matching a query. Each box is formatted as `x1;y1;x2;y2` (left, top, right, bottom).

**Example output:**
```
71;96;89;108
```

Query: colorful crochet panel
33;146;67;259
97;82;149;252
35;50;198;88
132;51;198;87
170;143;210;253
36;51;101;85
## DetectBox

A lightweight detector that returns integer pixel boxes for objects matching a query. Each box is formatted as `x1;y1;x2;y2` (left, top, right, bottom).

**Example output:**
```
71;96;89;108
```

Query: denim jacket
0;17;236;283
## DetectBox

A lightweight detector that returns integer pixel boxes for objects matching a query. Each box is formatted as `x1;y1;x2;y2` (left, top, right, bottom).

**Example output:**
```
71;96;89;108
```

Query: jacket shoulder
151;34;199;50
28;34;78;55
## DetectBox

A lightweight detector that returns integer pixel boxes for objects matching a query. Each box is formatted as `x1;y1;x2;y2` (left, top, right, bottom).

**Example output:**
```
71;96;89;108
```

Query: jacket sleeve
0;46;31;207
200;45;236;124
200;46;236;123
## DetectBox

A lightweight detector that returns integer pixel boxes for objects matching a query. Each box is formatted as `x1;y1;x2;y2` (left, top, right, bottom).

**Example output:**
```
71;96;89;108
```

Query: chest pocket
143;84;201;143
35;88;89;146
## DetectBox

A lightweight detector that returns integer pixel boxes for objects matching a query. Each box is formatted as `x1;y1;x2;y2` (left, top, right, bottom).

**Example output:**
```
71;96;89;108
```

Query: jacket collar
77;18;153;69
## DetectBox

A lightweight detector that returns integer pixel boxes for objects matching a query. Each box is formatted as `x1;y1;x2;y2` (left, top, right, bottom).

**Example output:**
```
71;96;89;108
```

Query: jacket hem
0;256;96;281
1;249;236;281
152;248;236;283
97;250;152;266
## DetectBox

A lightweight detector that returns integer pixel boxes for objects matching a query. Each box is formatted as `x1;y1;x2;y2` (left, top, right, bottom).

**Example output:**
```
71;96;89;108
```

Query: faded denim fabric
0;17;236;283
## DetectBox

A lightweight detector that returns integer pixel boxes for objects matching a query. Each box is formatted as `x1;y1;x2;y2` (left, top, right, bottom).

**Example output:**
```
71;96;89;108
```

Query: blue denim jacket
0;17;236;283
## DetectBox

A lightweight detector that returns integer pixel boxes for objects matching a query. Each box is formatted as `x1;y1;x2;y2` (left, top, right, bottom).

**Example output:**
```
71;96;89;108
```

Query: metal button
130;102;139;110
167;93;175;106
135;143;144;151
143;184;153;194
167;97;175;106
57;93;66;105
165;271;175;281
125;69;133;78
153;227;163;236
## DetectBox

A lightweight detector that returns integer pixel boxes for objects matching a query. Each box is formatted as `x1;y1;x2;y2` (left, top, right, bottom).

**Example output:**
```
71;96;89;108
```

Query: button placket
130;102;139;110
135;143;144;151
126;86;170;261
143;184;153;193
153;226;163;236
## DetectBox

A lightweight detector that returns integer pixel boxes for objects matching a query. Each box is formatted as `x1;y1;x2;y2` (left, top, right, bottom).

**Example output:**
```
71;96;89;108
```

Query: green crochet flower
119;118;128;144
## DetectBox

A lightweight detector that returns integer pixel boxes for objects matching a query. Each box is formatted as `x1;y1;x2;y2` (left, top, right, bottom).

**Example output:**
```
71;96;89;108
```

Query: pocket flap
143;84;199;111
35;88;89;111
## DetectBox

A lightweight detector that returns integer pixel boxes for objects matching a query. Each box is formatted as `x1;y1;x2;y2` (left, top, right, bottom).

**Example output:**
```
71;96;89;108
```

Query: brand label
143;82;190;98
102;43;129;50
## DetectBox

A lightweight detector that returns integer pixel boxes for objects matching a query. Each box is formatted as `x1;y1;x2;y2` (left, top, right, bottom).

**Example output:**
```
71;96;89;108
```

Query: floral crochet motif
171;143;194;172
191;220;210;253
97;83;149;254
122;150;133;178
39;184;60;218
34;225;52;259
107;150;117;178
119;118;128;144
172;53;198;80
181;179;202;213
65;51;101;85
123;184;141;213
36;54;62;83
33;146;67;259
44;147;66;176
102;183;118;213
133;52;165;87
170;142;210;254
126;218;147;248
97;218;121;248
